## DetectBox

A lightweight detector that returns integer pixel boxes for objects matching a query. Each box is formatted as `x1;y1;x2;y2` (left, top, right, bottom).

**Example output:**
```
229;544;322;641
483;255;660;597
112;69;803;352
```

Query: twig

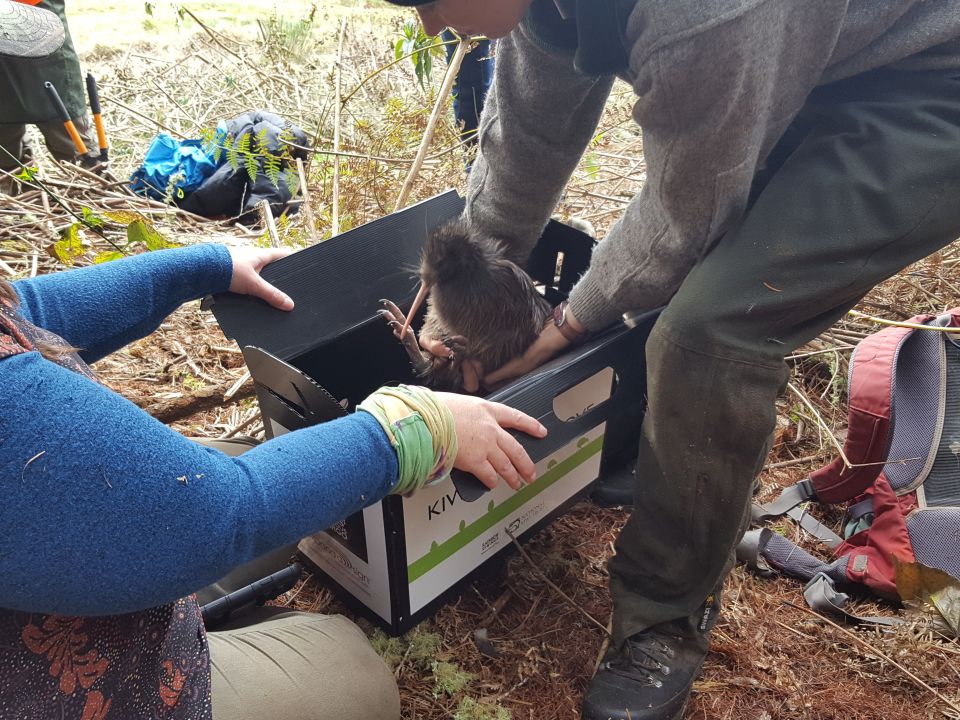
504;527;610;637
772;617;816;640
295;158;319;244
782;599;960;714
259;200;281;247
593;619;614;674
394;39;469;211
786;345;854;361
178;7;292;89
848;308;960;333
219;410;260;440
281;135;474;165
100;93;185;138
339;37;460;109
138;378;255;423
764;454;825;470
224;371;251;401
332;17;347;237
787;382;850;468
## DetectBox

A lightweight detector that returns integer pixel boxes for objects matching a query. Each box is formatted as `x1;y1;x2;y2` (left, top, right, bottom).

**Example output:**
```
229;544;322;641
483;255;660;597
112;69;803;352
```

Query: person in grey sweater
387;1;960;719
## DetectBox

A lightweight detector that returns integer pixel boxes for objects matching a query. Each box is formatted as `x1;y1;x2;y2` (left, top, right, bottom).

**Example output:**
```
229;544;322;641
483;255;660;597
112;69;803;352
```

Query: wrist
357;386;458;495
553;300;590;345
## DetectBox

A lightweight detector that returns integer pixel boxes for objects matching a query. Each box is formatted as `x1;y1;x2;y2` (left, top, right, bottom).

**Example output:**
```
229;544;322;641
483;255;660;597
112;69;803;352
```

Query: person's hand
484;323;571;386
227;247;295;311
436;392;547;490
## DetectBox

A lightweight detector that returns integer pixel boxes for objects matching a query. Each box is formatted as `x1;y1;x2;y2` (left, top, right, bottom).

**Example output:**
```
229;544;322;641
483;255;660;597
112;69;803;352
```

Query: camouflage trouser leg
609;68;960;647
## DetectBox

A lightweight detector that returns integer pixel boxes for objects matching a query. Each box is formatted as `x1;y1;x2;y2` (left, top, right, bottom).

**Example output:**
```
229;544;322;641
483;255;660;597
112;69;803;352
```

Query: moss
369;628;406;670
405;629;443;671
431;661;474;698
453;698;511;720
369;627;443;672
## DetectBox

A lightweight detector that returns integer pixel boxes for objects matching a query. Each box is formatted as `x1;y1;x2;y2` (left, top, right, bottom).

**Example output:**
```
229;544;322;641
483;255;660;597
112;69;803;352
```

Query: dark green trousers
610;68;960;646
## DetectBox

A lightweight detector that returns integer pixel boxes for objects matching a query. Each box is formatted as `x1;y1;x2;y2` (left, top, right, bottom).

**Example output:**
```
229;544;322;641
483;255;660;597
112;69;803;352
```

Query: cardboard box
210;191;654;633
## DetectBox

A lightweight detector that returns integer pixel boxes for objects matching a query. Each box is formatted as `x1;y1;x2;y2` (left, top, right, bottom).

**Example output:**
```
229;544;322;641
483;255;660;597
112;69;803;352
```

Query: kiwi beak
399;281;430;341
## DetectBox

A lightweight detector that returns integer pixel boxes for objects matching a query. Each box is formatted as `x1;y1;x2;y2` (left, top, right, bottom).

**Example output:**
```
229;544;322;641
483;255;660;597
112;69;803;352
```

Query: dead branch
136;378;255;423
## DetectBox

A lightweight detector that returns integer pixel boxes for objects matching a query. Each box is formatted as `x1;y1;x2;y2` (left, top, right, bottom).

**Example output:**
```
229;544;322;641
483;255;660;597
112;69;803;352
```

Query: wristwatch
553;300;590;345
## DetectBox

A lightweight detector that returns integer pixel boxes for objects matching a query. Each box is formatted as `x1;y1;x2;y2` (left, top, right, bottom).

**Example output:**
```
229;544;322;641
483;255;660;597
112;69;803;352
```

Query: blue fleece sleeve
12;244;233;363
0;351;398;616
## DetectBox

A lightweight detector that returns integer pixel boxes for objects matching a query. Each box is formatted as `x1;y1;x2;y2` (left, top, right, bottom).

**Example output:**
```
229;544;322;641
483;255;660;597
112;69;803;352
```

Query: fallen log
134;378;256;423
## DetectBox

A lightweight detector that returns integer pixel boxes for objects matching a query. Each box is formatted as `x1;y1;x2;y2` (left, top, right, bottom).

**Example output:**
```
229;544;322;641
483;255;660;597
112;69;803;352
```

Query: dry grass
5;7;960;719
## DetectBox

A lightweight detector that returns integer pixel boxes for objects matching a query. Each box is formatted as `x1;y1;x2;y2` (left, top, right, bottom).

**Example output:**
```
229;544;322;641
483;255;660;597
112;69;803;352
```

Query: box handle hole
552;366;617;423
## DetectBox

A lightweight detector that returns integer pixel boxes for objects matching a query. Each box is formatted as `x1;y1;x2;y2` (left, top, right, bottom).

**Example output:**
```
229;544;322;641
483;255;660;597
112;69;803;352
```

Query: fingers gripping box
210;191;653;634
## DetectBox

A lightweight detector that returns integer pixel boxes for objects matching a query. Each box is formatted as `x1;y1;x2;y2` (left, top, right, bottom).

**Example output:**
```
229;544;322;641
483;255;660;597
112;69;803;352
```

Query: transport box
210;191;654;633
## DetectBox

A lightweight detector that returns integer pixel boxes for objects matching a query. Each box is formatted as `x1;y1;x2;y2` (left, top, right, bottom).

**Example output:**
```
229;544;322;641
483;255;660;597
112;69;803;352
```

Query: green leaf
15;164;37;183
583;155;601;180
50;223;86;266
81;207;106;229
396;19;441;90
127;219;180;251
93;250;125;264
103;209;143;225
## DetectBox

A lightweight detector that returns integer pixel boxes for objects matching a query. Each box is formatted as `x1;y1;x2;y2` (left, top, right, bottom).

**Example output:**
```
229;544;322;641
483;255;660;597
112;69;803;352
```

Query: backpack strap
737;529;903;627
750;480;843;548
810;313;935;503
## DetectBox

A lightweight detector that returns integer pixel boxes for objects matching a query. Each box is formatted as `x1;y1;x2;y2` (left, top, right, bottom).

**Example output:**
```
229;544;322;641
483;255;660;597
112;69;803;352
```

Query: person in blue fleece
0;238;545;720
0;12;546;720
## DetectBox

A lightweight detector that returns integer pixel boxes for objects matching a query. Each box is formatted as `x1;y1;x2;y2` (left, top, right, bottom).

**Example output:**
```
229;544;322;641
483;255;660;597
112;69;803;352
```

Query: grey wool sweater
465;0;960;331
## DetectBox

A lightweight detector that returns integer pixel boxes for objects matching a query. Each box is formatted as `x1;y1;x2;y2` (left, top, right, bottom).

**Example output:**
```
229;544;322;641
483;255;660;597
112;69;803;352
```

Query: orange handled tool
85;73;108;161
43;81;89;157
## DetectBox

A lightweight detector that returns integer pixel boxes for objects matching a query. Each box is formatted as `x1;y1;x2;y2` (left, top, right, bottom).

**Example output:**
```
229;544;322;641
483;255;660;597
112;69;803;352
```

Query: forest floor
4;3;959;718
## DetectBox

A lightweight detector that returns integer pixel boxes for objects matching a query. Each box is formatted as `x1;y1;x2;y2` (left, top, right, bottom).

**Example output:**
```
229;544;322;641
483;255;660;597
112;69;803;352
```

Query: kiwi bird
381;219;553;392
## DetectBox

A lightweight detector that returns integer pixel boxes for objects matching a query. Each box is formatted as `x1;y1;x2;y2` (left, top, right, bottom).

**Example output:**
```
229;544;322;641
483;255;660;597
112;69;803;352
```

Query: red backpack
738;309;960;620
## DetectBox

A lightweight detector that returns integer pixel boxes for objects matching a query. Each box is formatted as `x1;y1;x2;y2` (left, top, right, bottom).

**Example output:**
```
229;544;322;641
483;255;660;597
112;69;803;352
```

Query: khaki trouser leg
208;608;401;720
610;68;960;647
193;437;400;718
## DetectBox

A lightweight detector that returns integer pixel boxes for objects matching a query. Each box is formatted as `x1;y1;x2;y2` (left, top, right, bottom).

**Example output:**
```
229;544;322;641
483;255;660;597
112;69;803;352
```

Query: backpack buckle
797;478;817;502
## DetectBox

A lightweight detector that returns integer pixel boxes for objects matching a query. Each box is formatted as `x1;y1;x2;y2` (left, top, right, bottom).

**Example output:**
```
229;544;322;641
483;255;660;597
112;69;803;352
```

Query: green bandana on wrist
358;385;458;495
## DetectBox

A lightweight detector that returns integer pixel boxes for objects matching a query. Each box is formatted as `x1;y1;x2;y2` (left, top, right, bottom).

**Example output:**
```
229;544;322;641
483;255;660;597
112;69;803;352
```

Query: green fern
283;170;298;197
244;151;259;182
200;127;223;164
225;133;240;172
263;152;282;188
238;133;258;181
